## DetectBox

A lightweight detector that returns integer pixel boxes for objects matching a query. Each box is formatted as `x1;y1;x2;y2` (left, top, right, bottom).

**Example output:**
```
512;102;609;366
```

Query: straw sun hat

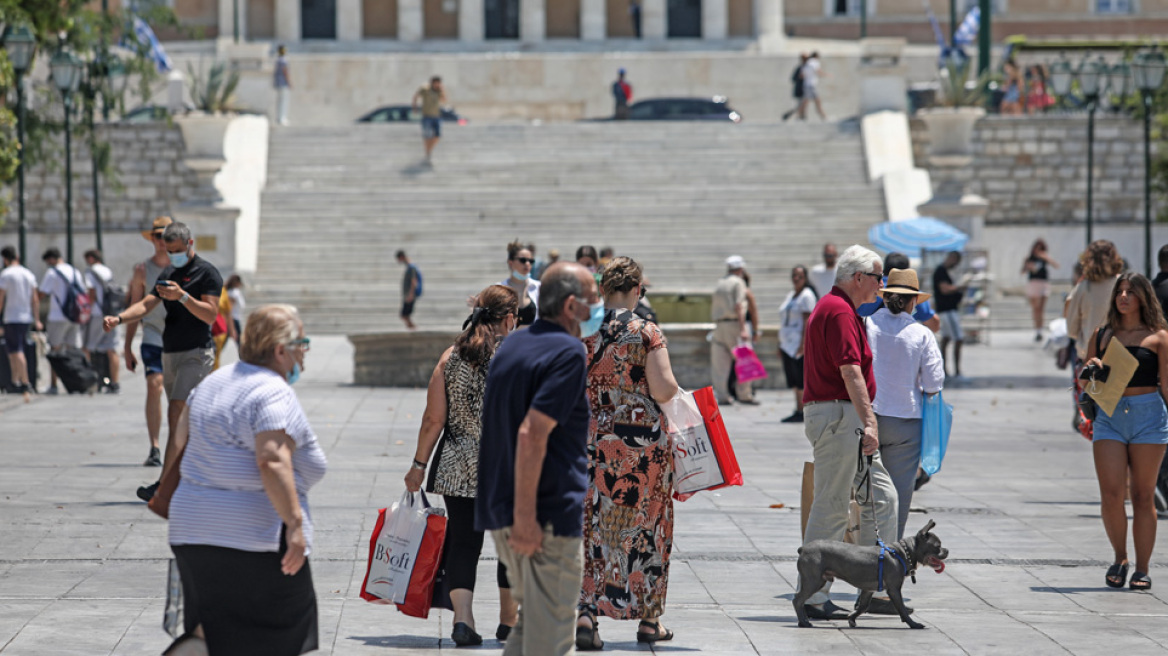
877;268;931;303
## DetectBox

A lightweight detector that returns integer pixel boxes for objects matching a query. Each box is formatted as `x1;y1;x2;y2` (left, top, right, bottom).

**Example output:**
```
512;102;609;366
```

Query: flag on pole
124;15;173;73
953;6;980;48
924;1;947;50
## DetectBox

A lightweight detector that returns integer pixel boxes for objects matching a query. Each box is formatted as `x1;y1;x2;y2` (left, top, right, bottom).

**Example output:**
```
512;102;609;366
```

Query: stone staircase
252;121;886;334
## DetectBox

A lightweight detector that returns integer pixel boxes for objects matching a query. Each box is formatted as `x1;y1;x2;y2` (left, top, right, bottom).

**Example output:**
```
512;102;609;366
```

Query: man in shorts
412;76;446;164
396;250;420;330
933;251;968;381
106;222;223;500
83;249;121;394
124;217;172;467
0;245;41;395
38;247;84;394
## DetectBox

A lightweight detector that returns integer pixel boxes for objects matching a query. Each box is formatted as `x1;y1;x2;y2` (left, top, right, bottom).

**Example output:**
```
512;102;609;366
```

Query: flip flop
1130;571;1152;591
636;620;674;643
1106;562;1129;588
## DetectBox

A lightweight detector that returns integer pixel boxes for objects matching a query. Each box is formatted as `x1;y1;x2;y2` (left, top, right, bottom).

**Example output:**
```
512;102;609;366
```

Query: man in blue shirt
477;261;601;656
857;252;941;332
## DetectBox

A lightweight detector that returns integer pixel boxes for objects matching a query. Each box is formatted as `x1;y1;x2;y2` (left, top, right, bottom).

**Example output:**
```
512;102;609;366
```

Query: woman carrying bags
405;285;520;646
1084;273;1168;591
576;257;681;650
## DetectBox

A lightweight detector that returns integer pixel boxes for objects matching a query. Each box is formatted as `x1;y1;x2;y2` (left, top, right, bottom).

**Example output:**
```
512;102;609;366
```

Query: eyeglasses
860;272;883;281
512;257;534;265
288;337;311;352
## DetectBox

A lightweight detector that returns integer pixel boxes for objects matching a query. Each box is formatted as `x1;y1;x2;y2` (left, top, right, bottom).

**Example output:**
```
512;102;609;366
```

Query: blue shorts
141;343;164;377
1093;393;1168;445
3;324;29;354
421;117;441;139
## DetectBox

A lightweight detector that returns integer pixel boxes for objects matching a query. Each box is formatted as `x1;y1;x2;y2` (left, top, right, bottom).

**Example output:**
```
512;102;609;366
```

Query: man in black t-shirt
105;222;223;500
933;251;967;380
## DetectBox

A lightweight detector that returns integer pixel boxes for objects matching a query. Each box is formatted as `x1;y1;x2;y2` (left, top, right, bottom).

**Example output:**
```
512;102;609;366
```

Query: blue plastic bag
920;392;953;476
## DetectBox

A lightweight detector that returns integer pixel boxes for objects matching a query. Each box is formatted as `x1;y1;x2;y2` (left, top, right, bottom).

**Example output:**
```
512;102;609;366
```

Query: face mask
168;250;190;268
511;270;530;282
578;299;605;338
587;266;598;274
286;362;301;386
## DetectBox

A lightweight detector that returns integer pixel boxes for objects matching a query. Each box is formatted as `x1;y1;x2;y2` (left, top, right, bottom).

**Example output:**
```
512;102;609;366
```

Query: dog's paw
907;621;925;630
798;620;813;628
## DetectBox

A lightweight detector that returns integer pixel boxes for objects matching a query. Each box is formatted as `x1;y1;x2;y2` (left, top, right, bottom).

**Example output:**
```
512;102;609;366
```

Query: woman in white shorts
1022;238;1058;342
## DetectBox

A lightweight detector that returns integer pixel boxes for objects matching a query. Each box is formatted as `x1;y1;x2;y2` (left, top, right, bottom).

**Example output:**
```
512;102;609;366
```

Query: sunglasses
152;232;165;240
860;272;883;281
512;257;534;265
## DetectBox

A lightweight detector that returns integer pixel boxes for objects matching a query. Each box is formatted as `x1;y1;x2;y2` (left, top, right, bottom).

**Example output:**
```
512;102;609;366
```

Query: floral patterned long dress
579;308;674;620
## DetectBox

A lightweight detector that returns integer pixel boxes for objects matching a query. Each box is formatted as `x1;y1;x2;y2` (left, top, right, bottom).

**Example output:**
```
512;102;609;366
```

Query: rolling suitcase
90;351;112;390
47;347;100;394
0;333;38;393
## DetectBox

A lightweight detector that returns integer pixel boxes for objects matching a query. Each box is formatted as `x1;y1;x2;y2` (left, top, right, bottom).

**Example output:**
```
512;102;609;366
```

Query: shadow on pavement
346;635;441;649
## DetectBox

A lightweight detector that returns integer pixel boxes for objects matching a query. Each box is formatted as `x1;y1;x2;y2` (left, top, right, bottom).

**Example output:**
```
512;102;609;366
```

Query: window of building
1095;0;1131;13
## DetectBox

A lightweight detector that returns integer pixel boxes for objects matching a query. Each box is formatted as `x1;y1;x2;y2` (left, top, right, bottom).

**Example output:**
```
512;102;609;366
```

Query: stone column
643;0;666;38
276;0;301;41
754;0;783;43
337;0;363;39
218;0;235;40
581;0;606;39
703;0;727;38
521;0;546;41
399;0;424;41
460;0;485;41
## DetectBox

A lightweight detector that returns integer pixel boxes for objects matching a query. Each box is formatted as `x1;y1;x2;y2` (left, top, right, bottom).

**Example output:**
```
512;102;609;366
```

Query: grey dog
793;519;949;629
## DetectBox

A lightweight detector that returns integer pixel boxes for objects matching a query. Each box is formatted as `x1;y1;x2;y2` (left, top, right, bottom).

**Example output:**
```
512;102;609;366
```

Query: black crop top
1127;346;1160;388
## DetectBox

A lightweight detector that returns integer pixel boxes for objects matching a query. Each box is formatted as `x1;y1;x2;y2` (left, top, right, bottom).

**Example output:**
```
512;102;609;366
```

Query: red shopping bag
732;344;768;383
360;491;447;619
693;386;743;488
662;386;744;501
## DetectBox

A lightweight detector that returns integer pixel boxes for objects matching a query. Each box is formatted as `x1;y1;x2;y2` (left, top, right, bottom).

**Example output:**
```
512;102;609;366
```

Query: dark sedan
626;97;741;122
357;105;467;124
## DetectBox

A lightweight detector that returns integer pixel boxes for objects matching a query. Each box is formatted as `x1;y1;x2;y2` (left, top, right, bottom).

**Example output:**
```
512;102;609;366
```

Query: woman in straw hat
865;268;945;540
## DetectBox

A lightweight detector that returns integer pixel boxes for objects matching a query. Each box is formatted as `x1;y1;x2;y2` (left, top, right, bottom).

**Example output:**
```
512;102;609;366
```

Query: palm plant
187;60;241;113
936;58;994;108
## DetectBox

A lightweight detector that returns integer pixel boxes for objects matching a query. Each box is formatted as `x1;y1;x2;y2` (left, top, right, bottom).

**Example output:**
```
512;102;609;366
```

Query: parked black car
357;105;467;124
626;97;741;122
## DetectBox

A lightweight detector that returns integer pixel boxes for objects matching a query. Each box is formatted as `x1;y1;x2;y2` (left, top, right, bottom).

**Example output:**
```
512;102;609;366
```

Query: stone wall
909;114;1153;226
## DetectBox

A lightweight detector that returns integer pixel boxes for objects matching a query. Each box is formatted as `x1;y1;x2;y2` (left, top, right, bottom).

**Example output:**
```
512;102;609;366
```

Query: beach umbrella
867;217;969;255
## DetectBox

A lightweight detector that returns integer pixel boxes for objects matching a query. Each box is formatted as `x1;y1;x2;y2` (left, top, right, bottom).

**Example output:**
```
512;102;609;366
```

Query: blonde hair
240;304;302;365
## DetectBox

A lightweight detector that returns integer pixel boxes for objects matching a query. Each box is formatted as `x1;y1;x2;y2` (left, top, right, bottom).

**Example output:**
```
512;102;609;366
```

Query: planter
175;113;234;160
917;107;985;162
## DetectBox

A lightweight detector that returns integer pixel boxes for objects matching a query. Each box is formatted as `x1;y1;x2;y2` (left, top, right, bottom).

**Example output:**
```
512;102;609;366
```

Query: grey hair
162;222;192;246
538;267;585;319
835;244;883;284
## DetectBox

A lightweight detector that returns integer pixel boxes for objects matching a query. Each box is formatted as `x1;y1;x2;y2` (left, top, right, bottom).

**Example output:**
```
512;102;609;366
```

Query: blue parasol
867;217;969;255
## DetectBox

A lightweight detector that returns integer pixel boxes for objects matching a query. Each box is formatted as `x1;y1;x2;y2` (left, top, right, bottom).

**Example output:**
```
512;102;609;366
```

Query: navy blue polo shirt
476;319;590;537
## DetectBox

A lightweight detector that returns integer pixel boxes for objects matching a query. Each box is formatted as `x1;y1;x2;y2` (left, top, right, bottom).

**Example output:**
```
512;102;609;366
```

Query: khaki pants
492;526;584;656
710;322;753;403
801;400;898;605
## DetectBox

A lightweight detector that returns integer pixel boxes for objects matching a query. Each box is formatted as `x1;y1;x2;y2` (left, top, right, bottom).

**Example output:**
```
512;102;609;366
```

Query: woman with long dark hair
405;284;520;645
1085;273;1168;591
1022;238;1058;342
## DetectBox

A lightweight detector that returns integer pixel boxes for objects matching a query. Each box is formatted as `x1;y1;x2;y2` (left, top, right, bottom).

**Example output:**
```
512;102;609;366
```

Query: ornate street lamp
1108;61;1133;111
1049;55;1073;110
1134;49;1167;277
1080;56;1107;247
3;25;36;264
51;48;83;265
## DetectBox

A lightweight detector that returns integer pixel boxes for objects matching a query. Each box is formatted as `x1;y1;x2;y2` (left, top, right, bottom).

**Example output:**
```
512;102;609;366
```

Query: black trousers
443;495;509;591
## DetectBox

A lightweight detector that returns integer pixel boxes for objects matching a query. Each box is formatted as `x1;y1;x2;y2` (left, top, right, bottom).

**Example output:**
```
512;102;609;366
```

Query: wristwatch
178;292;191;305
410;459;426;471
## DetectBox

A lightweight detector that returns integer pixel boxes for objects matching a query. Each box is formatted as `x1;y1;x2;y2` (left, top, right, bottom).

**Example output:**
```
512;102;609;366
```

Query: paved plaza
3;330;1168;655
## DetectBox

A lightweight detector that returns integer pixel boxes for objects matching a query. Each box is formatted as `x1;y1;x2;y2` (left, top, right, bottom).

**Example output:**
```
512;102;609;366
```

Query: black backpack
97;274;128;317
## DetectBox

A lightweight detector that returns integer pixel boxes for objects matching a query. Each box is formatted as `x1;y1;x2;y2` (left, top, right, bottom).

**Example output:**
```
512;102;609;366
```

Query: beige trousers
710;322;753;403
492;525;584;656
801;400;898;605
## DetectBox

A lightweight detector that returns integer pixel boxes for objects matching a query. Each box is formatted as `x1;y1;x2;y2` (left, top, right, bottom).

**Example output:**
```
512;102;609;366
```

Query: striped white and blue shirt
169;362;328;554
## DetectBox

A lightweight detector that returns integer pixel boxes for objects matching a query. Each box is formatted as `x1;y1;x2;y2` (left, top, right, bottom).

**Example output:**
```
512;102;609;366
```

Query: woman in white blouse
866;269;944;540
777;265;818;423
165;304;327;655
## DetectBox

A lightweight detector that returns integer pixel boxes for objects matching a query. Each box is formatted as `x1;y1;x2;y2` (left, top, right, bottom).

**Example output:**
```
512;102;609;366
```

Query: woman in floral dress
576;256;681;650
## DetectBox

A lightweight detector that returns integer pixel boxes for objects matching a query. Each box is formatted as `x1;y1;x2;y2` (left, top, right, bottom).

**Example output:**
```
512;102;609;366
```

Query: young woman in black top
1022;239;1059;342
1085;273;1168;591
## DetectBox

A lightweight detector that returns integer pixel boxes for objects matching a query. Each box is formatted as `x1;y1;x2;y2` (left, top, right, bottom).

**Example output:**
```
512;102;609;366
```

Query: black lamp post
1134;49;1166;278
1080;56;1106;247
81;55;127;253
50;47;83;266
3;25;36;264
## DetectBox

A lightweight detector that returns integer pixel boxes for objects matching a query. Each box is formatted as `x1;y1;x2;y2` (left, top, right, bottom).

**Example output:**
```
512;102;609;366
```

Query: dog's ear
919;519;936;535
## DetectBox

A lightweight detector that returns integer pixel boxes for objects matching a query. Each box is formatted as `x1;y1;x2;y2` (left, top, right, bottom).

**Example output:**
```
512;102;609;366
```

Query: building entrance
486;0;520;37
302;0;337;37
667;0;701;36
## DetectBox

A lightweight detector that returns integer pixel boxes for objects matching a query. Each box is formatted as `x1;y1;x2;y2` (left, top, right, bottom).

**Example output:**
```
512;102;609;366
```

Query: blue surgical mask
511;270;530;282
579;299;605;338
286;362;301;386
168;251;190;268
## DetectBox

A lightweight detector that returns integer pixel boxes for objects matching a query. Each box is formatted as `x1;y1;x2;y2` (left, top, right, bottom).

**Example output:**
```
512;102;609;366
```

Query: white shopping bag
364;491;432;604
661;389;725;496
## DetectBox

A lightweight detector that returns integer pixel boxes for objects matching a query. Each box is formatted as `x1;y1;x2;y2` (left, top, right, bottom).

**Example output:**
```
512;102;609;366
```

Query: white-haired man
710;255;756;405
799;244;900;619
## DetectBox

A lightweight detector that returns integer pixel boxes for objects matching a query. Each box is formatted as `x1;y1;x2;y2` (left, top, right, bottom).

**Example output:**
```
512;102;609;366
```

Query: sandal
575;611;603;651
1130;571;1152;591
636;620;674;644
1106;562;1129;588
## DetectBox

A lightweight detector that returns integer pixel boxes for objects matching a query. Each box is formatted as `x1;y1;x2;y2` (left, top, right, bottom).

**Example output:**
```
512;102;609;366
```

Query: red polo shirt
803;286;875;403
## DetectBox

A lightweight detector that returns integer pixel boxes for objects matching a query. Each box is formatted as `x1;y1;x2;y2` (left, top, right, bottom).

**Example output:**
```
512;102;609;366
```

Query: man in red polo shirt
798;244;900;620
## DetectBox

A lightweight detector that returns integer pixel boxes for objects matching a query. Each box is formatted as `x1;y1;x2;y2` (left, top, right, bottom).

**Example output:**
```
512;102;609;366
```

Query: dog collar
896;539;918;585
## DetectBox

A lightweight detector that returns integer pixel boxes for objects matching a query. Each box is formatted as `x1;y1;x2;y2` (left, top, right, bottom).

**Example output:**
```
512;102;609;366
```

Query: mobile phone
156;280;173;288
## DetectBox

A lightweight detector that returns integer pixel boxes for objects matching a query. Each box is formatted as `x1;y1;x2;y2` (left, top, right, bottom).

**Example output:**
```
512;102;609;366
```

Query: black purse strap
588;310;633;372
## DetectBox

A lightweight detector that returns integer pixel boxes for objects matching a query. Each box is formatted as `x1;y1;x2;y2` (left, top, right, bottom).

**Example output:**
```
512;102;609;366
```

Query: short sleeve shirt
417;87;443;118
803;286;875;403
0;265;38;324
39;264;82;323
476;319;590;537
85;263;113;311
711;275;747;321
933;266;962;312
169;362;328;553
778;287;817;357
150;254;224;352
402;264;420;297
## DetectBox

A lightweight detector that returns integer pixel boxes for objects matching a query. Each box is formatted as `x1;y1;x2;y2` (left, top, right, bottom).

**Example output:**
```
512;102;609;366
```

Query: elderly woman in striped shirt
165;304;327;655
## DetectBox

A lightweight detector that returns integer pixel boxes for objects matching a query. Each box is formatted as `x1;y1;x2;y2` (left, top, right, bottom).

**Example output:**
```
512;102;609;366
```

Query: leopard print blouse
427;349;490;498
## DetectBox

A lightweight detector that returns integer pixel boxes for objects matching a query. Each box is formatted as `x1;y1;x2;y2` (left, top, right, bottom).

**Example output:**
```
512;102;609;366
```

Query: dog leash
854;429;914;592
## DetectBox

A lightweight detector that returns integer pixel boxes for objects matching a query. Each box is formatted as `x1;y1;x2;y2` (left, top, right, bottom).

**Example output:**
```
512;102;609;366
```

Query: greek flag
953;6;980;47
125;15;172;73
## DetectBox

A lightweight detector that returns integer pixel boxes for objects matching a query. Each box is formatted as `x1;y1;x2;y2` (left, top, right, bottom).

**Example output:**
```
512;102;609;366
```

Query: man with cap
710;255;755;405
122;217;172;468
613;69;632;120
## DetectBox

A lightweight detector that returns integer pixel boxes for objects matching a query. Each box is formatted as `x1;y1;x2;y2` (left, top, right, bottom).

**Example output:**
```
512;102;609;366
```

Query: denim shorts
140;343;164;377
1093;393;1168;445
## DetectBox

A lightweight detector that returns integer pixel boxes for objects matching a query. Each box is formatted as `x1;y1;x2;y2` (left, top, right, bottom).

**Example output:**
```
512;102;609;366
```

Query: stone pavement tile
63;560;167;599
1023;565;1168;616
685;561;791;607
1;598;150;656
945;564;1083;613
910;609;1070;655
726;608;864;655
0;600;51;649
0;561;103;599
1009;610;1166;654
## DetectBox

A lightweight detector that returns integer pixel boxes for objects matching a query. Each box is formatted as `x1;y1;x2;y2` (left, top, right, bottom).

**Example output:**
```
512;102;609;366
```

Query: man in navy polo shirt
477;261;602;656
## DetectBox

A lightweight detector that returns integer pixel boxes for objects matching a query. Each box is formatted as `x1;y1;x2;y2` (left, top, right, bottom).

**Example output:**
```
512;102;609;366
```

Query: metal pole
977;0;991;77
860;0;866;38
1146;91;1154;278
101;0;110;121
88;97;103;253
949;0;957;46
1086;101;1095;247
64;95;74;266
15;71;27;264
234;0;241;42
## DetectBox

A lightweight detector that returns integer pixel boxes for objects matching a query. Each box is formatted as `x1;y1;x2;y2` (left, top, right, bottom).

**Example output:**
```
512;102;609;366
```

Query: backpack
52;267;92;325
90;269;127;317
410;265;424;298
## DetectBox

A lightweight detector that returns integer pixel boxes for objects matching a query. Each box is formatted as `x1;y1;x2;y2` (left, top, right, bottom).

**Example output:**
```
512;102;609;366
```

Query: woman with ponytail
404;284;520;646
